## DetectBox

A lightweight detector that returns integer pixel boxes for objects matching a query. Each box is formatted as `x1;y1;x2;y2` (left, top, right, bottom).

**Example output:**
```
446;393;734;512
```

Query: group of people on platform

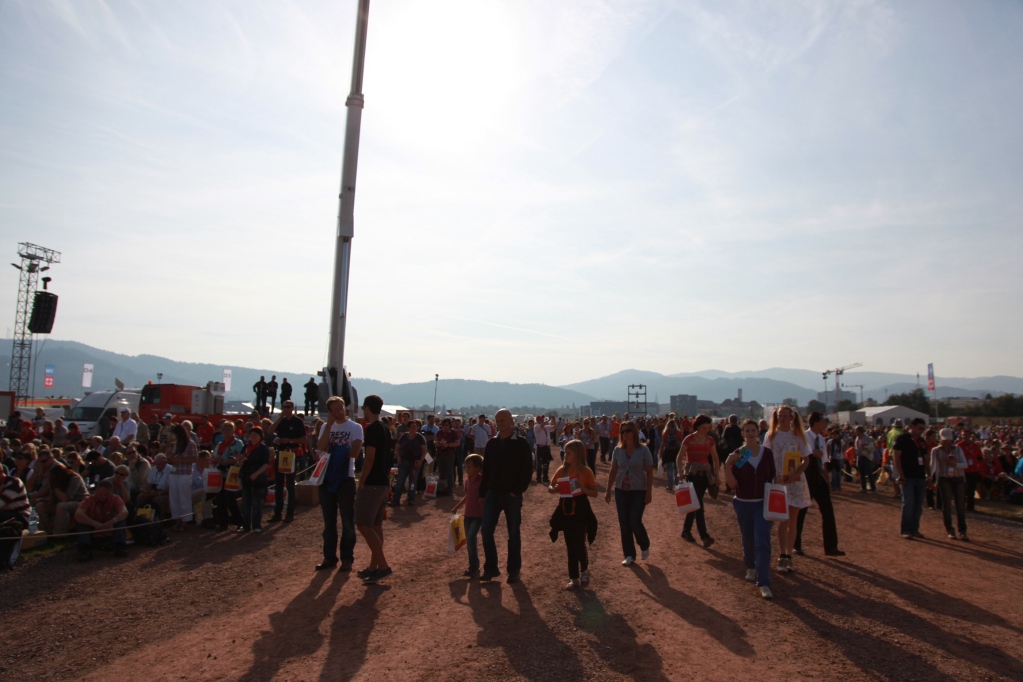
3;399;1021;600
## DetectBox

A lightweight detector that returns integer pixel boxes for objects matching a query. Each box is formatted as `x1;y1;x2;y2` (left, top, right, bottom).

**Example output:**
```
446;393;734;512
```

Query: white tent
856;405;930;426
381;404;409;418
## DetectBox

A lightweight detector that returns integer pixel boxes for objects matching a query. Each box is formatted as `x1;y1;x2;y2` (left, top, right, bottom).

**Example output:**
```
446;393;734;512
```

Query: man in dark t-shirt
269;401;307;523
893;418;928;539
355;395;393;583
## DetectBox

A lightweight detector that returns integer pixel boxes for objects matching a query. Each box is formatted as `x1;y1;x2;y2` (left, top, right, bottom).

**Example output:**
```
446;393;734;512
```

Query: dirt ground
3;461;1022;682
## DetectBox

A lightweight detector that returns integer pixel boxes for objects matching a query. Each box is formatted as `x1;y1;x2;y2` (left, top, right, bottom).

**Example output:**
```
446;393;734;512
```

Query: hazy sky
2;0;1021;386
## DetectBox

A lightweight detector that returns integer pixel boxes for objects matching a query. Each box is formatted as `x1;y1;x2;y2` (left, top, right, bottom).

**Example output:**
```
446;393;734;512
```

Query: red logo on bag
767;489;787;514
312;458;328;478
675;487;694;507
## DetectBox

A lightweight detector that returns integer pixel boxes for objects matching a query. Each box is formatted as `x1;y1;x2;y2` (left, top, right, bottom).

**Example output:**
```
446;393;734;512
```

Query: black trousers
682;474;709;539
535;445;552;481
965;471;980;511
795;466;840;553
563;515;589;579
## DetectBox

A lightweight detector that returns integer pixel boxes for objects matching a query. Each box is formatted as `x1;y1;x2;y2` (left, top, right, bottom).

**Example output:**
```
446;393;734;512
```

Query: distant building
944;396;983;409
670;394;698;416
588;400;658;417
818;390;856;405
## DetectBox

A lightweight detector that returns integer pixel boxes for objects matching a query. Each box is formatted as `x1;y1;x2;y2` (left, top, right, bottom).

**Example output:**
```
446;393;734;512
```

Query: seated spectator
0;465;30;570
112;465;132;506
63;448;85;476
52;418;68;447
26;447;56;503
66;422;83;445
40;421;55;445
124;446;151;501
37;462;87;535
105;435;126;464
84;449;115;490
74;479;129;561
136;454;173;519
12;450;33;485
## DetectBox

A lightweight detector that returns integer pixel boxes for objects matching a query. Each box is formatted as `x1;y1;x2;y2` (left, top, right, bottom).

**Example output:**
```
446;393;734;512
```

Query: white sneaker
760;586;773;599
745;569;757;582
622;556;634;566
641;548;650;560
565;579;580;590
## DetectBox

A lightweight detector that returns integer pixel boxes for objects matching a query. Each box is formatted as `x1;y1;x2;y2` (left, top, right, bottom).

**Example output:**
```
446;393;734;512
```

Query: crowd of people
2;399;1022;601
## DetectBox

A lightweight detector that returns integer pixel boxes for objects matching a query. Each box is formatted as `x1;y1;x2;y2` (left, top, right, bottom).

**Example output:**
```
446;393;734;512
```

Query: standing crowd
3;400;1021;602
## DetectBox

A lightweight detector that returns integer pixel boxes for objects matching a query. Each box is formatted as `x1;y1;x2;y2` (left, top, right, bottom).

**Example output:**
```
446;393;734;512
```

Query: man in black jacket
794;411;846;557
479;409;533;584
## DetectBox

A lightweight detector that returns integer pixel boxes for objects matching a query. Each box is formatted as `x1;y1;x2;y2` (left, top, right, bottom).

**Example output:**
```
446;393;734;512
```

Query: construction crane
823;363;862;406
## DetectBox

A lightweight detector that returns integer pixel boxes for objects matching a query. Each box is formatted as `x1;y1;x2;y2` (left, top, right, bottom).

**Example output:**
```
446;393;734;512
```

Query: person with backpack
659;420;682;491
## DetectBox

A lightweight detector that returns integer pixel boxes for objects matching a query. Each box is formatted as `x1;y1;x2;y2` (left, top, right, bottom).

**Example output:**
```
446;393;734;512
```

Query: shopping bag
657;461;664;477
204;468;224;494
782;450;802;477
224;466;241;492
763;483;789;521
307;451;331;486
425;475;439;499
448;513;466;552
135;505;155;522
277;449;296;475
265;490;276;507
556;476;582;498
675;482;701;515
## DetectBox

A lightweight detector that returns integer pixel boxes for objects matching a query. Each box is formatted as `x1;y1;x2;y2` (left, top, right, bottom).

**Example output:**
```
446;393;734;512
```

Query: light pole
433;373;439;415
157;373;163;383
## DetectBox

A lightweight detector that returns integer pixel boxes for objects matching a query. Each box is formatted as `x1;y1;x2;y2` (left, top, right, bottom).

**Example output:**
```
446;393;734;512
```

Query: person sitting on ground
66;422;83;446
105;435;126;464
74;479;129;561
137;453;172;518
63;448;85;476
84;449;115;490
0;466;30;570
26;447;56;504
12;449;33;485
112;465;132;506
42;462;87;535
124;445;151;502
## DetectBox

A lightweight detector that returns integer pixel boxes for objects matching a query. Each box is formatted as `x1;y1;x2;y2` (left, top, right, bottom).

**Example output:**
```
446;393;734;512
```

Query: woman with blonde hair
762;406;812;573
547;440;598;589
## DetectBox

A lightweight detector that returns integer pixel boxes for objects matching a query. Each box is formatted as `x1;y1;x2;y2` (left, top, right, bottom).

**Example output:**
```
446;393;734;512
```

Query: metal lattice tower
8;242;61;405
628;384;648;416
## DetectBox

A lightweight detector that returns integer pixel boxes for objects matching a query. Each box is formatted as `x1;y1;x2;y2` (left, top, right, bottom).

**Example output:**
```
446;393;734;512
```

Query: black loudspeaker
28;291;58;334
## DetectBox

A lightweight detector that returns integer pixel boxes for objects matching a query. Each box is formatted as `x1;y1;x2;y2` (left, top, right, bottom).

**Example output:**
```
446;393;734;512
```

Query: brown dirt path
3;461;1022;681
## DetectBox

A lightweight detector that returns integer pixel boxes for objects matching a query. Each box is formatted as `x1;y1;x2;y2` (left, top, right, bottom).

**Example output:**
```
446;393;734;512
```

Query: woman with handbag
676;414;719;548
762;406;812;573
723;419;777;599
604;422;654;566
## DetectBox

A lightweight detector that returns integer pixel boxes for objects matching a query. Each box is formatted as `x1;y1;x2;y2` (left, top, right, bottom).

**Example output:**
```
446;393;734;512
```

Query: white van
66;390;141;439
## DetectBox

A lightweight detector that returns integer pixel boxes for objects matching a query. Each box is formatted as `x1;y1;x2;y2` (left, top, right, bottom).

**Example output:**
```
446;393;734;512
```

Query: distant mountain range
2;340;1019;409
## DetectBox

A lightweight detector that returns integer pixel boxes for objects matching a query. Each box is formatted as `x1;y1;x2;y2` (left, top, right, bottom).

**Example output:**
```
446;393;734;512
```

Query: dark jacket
549;496;597;545
240;443;270;488
479;433;533;497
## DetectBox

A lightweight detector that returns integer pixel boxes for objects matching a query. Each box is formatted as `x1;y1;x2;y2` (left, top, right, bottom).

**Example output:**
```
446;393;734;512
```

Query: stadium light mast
8;242;60;405
326;0;371;399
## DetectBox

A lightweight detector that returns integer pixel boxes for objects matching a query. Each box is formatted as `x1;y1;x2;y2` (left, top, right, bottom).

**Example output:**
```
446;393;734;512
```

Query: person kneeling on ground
74;479;129;561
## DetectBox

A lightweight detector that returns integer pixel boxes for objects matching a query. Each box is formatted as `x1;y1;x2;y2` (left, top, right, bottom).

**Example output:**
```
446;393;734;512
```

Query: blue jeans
665;462;678;490
241;485;266;530
613;489;650;560
394;459;419;504
732;498;772;588
76;521;127;547
320;479;356;564
830;464;843;491
465;516;482;573
900;478;926;535
481;491;522;576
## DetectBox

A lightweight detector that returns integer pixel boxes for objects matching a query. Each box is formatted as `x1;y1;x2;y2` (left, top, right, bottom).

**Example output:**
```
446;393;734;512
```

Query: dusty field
2;461;1022;682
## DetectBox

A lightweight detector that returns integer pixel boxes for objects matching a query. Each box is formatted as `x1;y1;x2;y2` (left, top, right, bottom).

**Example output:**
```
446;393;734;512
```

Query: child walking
548;440;598;589
452;454;484;577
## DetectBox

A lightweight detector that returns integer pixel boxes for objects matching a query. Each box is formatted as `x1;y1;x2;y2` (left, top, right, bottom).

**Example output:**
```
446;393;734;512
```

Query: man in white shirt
532;415;556;483
112;407;137;445
470;414;491;456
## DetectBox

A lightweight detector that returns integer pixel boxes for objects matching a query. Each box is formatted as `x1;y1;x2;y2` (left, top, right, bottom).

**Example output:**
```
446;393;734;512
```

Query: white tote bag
763;483;790;521
307;450;332;486
675;482;701;515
